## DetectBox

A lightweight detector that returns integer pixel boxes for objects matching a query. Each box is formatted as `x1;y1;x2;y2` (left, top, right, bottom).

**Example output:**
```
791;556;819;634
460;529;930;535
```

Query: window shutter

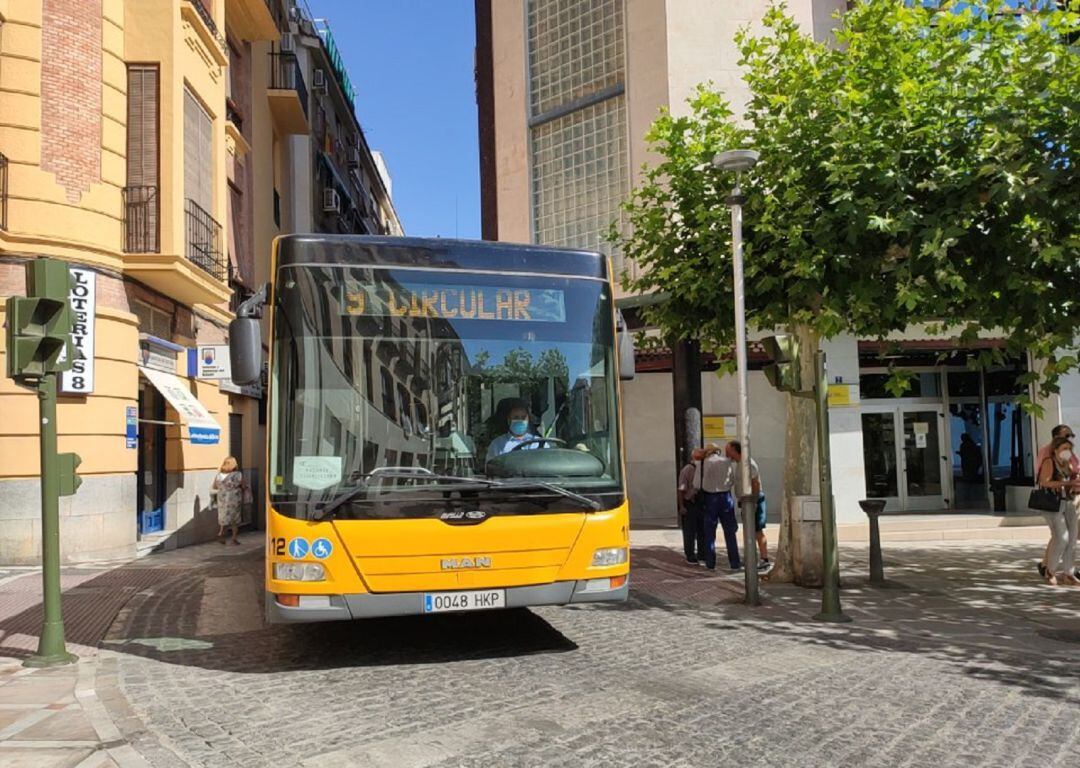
183;89;213;213
126;66;158;188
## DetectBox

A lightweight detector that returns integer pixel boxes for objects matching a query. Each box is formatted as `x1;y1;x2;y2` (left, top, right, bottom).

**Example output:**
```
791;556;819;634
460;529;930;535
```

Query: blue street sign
287;538;309;559
311;538;333;559
125;406;137;449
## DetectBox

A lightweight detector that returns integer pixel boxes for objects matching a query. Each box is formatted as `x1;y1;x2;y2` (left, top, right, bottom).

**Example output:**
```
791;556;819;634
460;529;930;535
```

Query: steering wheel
509;437;566;452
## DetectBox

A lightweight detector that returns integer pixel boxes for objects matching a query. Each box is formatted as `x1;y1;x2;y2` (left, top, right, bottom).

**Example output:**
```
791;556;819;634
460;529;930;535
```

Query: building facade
275;3;402;238
475;0;1075;526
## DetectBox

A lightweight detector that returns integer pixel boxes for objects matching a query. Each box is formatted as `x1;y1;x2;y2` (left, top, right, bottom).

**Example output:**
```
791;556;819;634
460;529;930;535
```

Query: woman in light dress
1036;436;1080;586
212;456;247;545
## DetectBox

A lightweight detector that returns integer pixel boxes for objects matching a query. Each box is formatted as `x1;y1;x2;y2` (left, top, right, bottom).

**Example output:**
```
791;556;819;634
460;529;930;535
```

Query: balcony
225;0;282;42
120;190;230;306
185;199;227;281
181;0;228;67
224;99;251;157
268;52;309;134
122;185;159;253
0;152;7;231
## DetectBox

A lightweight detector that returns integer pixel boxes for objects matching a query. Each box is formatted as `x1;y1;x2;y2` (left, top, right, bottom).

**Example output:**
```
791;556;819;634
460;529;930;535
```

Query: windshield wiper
313;469;504;521
502;480;602;511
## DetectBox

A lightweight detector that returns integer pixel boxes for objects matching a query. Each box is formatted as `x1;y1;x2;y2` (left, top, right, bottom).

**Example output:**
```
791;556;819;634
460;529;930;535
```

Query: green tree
614;0;1080;580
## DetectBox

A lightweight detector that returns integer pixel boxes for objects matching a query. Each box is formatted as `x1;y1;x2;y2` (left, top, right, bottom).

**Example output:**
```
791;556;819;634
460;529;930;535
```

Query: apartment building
475;0;1072;526
274;2;402;238
0;0;293;563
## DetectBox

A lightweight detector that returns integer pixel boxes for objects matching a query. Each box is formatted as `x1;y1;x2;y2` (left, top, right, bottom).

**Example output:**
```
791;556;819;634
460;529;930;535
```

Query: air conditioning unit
279;34;295;52
347;146;360;169
322;188;341;214
313;68;327;92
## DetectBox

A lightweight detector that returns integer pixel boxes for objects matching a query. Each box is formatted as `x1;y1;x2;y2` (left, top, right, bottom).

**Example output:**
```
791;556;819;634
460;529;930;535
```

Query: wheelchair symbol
311;538;333;559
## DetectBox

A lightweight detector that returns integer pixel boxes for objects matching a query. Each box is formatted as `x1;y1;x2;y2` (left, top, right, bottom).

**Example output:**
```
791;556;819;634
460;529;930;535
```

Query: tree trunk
768;324;818;583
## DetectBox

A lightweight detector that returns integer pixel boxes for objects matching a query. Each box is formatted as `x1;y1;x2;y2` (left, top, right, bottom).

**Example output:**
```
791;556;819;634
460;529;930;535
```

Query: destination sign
339;282;566;323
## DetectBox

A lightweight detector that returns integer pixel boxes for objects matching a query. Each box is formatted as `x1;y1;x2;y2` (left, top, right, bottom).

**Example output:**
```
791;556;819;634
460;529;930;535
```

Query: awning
139;367;221;445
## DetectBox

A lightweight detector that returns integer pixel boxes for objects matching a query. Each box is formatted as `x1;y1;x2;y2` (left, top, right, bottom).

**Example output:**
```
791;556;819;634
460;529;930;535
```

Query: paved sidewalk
0;542;258;767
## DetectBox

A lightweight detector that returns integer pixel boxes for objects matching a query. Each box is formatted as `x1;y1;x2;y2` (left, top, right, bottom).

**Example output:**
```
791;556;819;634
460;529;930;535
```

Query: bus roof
276;235;609;281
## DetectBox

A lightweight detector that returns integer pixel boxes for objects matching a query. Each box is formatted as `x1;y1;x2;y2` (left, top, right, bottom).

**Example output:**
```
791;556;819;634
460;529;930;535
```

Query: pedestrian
957;433;983;482
698;444;740;571
677;448;707;565
212;456;247;546
1034;436;1079;586
725;440;769;571
1036;425;1080;580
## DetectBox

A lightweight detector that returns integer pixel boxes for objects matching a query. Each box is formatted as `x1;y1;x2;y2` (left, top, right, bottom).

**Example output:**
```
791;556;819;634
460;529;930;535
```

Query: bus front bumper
266;578;629;624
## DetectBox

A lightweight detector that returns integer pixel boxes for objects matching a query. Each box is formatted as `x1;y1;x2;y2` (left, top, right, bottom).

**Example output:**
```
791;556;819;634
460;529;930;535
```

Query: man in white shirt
726;440;769;571
696;444;740;570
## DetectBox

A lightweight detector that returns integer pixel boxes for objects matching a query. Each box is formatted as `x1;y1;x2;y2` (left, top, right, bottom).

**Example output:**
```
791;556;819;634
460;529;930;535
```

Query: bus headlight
591;547;628;567
273;562;326;581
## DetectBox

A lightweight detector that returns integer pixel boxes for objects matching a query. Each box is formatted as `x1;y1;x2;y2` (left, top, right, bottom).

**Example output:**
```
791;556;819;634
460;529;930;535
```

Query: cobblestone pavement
75;537;1079;768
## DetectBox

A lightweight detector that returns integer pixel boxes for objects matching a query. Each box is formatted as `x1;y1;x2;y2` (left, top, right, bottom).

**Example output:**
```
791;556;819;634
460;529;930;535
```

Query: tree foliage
616;0;1080;396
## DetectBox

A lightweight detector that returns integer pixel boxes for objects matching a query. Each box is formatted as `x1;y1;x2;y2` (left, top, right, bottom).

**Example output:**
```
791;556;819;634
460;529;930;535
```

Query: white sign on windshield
292;456;343;490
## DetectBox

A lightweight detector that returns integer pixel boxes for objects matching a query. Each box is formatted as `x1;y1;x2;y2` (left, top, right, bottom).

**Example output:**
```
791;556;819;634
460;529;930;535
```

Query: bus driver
487;401;541;460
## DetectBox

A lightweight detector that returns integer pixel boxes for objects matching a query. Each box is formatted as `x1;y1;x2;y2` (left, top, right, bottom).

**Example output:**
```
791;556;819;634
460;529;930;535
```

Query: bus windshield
269;264;623;519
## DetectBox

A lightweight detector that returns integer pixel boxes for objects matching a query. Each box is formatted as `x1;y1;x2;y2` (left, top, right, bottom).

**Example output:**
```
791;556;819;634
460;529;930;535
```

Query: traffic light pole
812;350;850;623
25;373;76;667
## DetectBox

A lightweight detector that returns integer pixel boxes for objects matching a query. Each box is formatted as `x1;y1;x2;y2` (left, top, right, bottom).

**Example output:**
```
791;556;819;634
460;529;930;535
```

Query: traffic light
761;334;803;393
57;453;82;497
5;259;75;382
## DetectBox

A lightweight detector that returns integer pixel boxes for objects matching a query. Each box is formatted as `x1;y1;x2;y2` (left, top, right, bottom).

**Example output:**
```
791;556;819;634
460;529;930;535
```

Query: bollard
859;499;887;585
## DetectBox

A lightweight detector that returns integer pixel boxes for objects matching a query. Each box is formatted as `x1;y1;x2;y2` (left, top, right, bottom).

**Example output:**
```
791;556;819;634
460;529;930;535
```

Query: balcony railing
122;185;159;253
189;0;227;52
185;198;226;281
226;98;244;132
269;52;308;120
0;152;7;231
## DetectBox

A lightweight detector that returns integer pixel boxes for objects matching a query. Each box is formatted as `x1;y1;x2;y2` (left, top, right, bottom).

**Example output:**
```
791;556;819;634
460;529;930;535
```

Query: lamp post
712;149;760;607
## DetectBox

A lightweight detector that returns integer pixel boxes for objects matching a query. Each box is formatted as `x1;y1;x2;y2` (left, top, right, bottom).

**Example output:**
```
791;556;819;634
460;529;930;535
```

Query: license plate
423;589;506;613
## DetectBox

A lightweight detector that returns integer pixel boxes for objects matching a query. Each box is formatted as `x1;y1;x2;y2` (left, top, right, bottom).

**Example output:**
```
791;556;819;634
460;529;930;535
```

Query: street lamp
712;148;761;607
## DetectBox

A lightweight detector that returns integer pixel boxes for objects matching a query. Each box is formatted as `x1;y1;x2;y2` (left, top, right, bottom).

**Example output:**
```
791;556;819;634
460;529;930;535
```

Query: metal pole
25;374;77;667
812;350;850;623
730;179;759;606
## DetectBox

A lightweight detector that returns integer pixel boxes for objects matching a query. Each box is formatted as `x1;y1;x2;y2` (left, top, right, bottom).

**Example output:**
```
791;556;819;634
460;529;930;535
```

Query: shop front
858;346;1035;513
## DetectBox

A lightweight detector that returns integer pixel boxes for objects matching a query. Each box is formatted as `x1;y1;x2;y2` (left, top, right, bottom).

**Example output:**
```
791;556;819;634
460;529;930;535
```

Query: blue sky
307;1;480;239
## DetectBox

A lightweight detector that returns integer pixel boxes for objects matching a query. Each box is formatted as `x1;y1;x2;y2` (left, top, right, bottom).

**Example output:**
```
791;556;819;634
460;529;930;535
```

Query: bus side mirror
229;283;268;386
229;318;262;385
616;310;635;381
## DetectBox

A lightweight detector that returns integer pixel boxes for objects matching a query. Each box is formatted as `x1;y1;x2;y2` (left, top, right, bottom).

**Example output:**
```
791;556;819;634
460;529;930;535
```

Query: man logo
439;509;488;523
440;557;492;570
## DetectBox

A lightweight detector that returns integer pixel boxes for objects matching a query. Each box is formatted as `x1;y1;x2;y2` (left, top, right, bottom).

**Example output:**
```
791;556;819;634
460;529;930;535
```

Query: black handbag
1028;487;1062;513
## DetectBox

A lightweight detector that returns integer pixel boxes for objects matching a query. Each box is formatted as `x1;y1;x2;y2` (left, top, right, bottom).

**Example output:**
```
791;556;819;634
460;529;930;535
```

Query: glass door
862;406;948;511
899;407;947;510
861;410;901;510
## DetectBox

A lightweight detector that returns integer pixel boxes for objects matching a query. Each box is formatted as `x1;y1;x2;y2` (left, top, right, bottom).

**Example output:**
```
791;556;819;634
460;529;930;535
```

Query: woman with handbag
211;456;247;546
1033;436;1079;586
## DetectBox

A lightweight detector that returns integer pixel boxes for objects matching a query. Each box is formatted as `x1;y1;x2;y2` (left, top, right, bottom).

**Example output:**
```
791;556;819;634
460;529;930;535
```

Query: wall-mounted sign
59;267;96;394
703;415;738;440
125;405;138;449
827;384;859;407
138;335;181;374
187;346;231;380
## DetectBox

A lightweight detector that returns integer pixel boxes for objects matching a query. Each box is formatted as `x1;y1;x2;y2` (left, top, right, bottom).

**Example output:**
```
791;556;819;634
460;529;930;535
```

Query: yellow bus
229;235;634;622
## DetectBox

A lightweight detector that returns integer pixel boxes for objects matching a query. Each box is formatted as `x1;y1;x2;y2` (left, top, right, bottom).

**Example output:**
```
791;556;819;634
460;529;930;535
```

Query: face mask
1058;450;1072;462
509;419;529;437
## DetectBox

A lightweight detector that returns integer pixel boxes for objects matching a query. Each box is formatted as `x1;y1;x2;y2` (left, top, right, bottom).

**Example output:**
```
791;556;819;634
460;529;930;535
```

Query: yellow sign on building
703;415;738;440
827;384;859;407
